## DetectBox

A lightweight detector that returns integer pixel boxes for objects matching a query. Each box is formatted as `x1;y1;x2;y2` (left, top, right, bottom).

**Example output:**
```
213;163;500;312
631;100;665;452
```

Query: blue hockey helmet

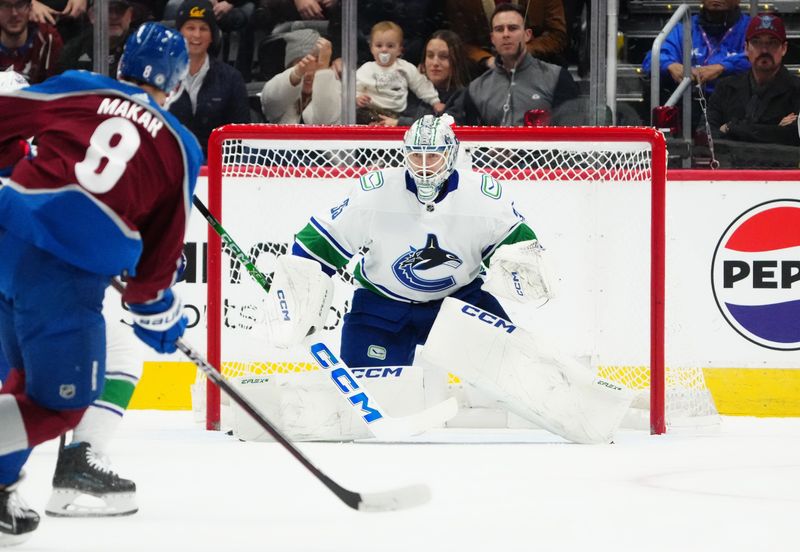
117;22;188;94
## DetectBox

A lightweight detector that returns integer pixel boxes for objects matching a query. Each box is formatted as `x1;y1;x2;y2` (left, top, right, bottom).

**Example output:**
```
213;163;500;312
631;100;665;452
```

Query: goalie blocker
419;298;635;444
263;255;333;348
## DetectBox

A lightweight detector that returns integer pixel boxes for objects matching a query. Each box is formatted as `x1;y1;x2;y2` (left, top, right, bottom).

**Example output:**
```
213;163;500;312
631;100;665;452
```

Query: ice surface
14;412;800;552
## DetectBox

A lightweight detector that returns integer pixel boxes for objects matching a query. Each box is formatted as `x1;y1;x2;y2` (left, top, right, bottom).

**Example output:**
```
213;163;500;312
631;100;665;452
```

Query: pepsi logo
711;199;800;350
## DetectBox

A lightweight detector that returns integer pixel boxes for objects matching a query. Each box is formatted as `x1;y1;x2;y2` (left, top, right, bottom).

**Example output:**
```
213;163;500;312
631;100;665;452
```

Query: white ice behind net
197;136;719;431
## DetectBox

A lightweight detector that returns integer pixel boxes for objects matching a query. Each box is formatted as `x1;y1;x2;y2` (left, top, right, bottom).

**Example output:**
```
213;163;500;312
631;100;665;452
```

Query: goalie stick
110;279;429;512
192;195;458;439
309;342;457;440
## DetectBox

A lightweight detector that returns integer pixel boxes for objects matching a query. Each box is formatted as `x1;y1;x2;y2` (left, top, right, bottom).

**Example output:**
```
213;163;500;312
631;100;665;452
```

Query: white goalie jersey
293;167;537;303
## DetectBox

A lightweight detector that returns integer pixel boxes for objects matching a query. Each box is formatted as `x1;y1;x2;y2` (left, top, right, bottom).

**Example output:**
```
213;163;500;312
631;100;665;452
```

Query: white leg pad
419;298;635;444
229;365;430;442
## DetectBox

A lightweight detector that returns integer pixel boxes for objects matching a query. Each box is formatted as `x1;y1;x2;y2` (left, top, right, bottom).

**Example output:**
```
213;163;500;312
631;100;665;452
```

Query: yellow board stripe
129;361;198;410
129;363;800;417
704;368;800;417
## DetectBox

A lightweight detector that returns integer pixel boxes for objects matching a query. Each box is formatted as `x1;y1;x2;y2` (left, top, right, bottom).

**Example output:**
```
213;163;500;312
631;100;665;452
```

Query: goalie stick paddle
110;279;430;512
309;342;458;440
191;195;458;439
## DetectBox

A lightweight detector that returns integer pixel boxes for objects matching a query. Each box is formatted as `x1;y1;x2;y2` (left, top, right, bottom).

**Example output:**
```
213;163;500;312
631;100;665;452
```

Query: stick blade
370;397;459;441
357;484;431;512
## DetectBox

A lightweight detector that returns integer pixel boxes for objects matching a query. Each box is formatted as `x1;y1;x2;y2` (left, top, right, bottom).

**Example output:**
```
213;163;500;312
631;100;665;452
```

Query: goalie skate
0;473;40;547
45;443;137;518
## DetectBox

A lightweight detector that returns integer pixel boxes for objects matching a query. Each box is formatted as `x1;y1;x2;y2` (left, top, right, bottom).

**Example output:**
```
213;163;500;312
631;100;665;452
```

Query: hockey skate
0;474;40;547
45;442;137;517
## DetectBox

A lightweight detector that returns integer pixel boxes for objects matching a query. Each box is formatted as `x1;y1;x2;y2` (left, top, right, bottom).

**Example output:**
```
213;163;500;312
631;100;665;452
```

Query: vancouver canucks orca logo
392;234;462;292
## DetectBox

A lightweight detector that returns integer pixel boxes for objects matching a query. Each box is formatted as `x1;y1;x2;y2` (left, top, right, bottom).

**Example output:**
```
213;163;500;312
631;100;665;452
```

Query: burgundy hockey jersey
0;70;203;304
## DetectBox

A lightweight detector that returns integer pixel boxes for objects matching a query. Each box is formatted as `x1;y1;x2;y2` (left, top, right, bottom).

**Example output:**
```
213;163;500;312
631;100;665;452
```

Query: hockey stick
110;279;429;512
309;342;457;440
191;195;457;439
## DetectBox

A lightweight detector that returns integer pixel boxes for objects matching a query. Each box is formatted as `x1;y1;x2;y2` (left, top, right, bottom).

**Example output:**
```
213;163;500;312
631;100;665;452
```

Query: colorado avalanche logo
392;234;462;292
711;200;800;350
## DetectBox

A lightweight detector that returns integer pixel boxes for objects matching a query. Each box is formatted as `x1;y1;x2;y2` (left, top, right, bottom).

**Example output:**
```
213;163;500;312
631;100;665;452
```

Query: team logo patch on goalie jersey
711;199;800;350
392;233;462;292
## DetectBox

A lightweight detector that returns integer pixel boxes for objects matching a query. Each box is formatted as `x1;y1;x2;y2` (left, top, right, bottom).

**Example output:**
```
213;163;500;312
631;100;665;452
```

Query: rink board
119;170;800;415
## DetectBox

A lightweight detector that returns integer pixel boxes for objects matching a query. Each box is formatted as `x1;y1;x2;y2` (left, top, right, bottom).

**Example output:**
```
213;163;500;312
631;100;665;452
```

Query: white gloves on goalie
263;255;333;348
482;240;555;304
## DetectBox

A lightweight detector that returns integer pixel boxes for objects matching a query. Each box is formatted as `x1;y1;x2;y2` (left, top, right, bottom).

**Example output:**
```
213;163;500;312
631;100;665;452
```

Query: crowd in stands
1;0;798;167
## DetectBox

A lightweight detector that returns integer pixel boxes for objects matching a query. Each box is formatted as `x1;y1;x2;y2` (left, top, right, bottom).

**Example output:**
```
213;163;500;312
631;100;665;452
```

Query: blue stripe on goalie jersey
310;216;353;260
292;241;337;277
357;259;415;303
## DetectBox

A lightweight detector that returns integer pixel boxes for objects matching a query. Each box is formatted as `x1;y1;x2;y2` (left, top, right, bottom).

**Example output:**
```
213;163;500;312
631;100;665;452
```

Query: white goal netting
199;125;719;436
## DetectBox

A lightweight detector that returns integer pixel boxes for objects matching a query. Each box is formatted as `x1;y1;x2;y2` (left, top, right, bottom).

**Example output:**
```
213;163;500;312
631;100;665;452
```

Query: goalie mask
403;114;459;202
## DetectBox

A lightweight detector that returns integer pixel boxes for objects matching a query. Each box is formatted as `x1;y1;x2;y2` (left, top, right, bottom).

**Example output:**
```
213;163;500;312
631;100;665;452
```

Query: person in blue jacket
642;0;750;109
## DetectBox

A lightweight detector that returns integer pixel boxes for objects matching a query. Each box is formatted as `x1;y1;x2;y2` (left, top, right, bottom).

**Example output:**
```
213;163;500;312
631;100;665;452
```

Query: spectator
457;3;578;126
0;0;62;83
372;29;469;127
706;14;800;148
28;0;87;44
163;0;253;54
260;29;340;123
355;20;444;125
168;0;250;157
328;0;445;70
642;0;750;98
56;0;134;75
446;0;567;73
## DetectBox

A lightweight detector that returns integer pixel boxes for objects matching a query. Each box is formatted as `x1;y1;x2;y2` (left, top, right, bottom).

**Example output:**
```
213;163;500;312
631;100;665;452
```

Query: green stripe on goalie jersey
483;223;537;266
353;263;393;300
296;223;350;269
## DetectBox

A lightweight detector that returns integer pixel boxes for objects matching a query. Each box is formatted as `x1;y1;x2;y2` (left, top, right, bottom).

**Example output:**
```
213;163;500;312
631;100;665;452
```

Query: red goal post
205;125;670;435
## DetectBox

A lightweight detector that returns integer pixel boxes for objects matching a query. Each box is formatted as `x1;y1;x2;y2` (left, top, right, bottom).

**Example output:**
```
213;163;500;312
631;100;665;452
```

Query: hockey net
201;124;719;436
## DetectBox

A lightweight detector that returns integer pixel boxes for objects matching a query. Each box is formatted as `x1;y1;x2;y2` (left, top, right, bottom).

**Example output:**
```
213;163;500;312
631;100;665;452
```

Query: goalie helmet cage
206;124;670;435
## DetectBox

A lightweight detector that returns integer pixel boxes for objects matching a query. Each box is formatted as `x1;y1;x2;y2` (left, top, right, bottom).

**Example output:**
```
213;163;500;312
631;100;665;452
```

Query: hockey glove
483;240;555;304
127;289;188;354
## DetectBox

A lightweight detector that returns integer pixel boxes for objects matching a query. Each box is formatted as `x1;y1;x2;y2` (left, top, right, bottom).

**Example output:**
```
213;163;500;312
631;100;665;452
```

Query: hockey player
0;23;202;546
268;113;541;368
267;114;633;444
0;69;142;518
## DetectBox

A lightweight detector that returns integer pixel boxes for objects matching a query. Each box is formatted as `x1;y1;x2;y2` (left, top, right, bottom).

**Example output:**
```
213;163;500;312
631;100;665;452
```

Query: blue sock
0;449;33;486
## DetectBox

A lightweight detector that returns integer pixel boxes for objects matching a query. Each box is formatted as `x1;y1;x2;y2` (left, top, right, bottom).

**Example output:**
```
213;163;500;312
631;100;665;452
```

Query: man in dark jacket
457;3;578;126
707;14;800;148
168;0;250;158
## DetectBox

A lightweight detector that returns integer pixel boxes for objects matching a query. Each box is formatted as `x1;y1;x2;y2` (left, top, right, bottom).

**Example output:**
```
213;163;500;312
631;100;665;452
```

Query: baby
356;21;445;124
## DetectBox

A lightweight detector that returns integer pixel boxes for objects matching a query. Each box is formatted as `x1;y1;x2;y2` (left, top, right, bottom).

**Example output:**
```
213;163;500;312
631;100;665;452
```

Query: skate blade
45;489;138;518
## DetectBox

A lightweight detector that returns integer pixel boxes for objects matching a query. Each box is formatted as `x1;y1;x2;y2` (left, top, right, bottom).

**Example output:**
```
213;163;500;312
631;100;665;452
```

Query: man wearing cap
0;0;62;83
168;0;250;158
56;0;133;75
706;14;800;149
260;28;341;124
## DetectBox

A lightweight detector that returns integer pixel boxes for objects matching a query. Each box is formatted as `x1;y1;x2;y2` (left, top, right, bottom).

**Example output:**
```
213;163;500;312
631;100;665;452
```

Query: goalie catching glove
482;240;554;303
127;288;188;354
263;255;333;348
